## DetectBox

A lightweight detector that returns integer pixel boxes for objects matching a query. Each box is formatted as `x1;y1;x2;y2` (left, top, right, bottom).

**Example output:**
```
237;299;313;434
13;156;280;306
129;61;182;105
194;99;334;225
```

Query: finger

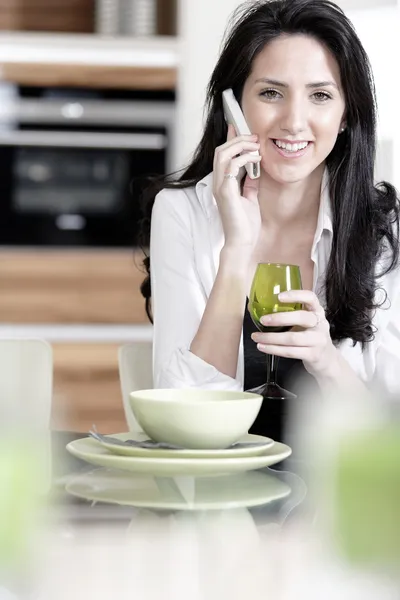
278;290;321;312
216;140;260;162
214;142;260;175
259;309;319;330
217;136;259;158
223;130;258;147
221;153;262;179
252;329;317;347
243;174;260;202
255;344;313;360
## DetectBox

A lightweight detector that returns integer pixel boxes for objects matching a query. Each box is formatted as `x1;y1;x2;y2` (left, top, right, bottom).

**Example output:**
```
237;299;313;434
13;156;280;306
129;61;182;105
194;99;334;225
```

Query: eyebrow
255;77;339;90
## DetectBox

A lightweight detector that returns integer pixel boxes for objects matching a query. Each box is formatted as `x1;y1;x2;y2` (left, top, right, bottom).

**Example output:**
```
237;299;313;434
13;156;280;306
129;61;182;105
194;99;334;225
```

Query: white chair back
0;338;52;425
118;341;153;432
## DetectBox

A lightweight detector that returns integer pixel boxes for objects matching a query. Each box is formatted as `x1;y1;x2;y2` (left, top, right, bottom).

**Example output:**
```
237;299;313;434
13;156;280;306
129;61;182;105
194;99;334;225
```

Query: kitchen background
0;0;397;433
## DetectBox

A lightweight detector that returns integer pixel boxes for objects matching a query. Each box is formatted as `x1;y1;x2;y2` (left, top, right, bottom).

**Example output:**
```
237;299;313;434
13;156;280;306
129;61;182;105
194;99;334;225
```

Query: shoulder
152;174;214;223
152;186;196;230
153;185;193;208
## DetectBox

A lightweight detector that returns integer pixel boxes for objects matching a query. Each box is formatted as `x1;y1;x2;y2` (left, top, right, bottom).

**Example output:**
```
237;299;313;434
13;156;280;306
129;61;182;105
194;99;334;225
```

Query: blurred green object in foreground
334;424;400;573
0;433;45;573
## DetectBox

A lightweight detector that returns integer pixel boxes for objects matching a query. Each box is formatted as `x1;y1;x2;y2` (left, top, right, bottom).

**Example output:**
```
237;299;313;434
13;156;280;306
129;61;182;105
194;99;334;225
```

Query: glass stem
266;354;279;385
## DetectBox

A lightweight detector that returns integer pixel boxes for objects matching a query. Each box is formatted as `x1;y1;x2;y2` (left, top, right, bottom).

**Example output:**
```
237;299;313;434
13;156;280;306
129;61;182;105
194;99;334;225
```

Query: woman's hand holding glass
251;289;338;380
212;124;262;250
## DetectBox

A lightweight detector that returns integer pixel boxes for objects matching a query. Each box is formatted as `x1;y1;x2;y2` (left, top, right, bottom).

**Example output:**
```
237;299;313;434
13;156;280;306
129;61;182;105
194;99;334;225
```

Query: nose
279;98;308;136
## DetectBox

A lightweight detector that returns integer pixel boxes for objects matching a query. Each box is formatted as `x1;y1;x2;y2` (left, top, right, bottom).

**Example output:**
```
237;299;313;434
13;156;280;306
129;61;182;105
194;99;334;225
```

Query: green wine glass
248;263;302;400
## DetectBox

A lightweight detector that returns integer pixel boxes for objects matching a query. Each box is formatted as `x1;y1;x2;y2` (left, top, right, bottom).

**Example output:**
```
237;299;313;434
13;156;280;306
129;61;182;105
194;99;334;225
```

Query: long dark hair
138;0;399;346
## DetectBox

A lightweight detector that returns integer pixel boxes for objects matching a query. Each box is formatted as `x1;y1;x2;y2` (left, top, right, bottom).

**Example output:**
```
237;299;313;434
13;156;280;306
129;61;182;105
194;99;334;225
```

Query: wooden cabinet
0;62;177;91
0;249;148;324
0;0;95;33
52;343;126;433
157;0;177;36
0;0;176;35
1;249;151;433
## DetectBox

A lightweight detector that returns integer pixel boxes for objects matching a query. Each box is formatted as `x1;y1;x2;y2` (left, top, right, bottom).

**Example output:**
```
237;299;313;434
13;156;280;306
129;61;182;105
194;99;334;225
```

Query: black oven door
0;110;170;247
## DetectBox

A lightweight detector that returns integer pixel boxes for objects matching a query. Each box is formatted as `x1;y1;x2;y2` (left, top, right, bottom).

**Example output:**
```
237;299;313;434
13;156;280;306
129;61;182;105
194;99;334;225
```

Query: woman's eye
312;92;332;102
260;89;281;100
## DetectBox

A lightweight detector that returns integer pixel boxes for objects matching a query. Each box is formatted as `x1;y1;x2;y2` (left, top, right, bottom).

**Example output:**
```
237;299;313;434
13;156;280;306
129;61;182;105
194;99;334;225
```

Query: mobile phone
222;88;260;179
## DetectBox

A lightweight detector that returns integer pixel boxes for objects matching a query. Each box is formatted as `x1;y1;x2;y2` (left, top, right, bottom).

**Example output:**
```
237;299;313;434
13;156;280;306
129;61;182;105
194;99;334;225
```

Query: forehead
248;34;342;86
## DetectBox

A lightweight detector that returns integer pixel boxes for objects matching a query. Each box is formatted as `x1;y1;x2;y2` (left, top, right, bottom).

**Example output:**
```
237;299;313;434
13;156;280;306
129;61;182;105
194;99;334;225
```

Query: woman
139;0;400;441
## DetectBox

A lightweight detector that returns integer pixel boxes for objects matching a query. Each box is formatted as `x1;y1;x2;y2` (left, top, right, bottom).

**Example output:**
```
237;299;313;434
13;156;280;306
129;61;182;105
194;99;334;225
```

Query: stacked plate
65;464;292;511
66;431;292;478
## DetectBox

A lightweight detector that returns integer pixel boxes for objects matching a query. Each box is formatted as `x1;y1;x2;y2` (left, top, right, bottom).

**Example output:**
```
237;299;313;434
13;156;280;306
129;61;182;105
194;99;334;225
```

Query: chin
263;163;316;185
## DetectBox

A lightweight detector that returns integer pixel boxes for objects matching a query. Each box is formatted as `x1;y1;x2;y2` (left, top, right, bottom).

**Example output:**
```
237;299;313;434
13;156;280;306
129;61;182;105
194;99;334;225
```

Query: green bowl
129;389;263;450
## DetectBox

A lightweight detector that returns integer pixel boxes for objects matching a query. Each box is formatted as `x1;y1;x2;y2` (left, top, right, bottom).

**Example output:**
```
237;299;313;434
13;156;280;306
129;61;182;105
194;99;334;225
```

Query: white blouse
150;171;400;395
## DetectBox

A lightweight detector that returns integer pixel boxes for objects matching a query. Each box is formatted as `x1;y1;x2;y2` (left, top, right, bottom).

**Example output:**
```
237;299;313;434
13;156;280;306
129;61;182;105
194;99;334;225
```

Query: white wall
175;0;244;169
344;5;400;186
176;0;400;187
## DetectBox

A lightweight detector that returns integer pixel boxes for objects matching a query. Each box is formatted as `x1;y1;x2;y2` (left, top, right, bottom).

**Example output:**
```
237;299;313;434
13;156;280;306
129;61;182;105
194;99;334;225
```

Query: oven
0;85;175;247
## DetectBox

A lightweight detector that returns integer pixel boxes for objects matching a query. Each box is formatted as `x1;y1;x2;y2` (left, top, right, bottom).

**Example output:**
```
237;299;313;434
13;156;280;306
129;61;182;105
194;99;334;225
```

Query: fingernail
260;316;271;325
251;333;260;342
278;292;288;300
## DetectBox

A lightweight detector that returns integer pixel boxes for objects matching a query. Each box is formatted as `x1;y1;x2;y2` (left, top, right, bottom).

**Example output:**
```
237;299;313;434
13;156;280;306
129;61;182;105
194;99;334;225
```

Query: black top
243;304;319;443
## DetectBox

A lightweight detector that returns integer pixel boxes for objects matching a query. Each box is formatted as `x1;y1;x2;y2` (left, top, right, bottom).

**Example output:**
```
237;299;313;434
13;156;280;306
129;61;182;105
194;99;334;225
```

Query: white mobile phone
222;88;260;179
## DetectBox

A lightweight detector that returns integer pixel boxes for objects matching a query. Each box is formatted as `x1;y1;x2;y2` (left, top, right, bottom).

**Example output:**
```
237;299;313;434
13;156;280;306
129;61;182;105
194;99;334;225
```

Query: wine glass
248;263;302;400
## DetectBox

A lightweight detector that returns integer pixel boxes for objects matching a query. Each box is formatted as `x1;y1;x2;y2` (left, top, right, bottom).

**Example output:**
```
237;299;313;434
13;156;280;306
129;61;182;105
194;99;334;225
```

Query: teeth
274;140;309;152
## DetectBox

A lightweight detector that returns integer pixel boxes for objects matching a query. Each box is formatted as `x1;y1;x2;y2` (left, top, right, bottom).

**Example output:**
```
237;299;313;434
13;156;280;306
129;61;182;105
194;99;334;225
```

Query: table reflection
2;429;398;600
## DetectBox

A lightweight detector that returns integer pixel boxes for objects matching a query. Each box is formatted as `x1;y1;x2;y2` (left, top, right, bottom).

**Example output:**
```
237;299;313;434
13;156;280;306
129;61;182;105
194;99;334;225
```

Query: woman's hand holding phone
212;124;262;251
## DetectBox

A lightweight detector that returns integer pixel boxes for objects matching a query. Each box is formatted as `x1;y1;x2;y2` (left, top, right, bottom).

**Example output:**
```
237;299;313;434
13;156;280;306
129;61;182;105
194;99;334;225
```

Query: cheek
244;105;276;135
314;111;343;140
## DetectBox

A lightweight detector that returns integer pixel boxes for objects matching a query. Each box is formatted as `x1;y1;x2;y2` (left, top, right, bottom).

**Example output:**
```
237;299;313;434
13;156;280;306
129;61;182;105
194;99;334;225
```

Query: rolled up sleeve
150;189;241;391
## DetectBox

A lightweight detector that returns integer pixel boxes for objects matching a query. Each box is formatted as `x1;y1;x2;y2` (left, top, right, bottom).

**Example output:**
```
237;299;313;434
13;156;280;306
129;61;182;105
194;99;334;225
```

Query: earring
340;126;346;133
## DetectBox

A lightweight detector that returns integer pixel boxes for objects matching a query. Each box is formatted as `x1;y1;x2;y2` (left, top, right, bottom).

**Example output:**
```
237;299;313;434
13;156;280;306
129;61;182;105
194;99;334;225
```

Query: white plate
66;467;291;511
94;432;274;459
66;438;292;477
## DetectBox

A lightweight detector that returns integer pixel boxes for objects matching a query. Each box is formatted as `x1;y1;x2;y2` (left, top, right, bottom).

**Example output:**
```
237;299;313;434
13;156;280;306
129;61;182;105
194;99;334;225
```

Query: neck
257;164;325;232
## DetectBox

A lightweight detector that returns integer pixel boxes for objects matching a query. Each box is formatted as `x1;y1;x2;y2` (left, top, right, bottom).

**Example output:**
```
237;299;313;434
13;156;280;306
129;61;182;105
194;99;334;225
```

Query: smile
273;140;310;152
271;139;312;158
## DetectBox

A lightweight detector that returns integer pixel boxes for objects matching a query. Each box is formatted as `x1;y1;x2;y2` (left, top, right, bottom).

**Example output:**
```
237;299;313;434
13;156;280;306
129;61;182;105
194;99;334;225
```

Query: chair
118;341;153;432
0;338;53;489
